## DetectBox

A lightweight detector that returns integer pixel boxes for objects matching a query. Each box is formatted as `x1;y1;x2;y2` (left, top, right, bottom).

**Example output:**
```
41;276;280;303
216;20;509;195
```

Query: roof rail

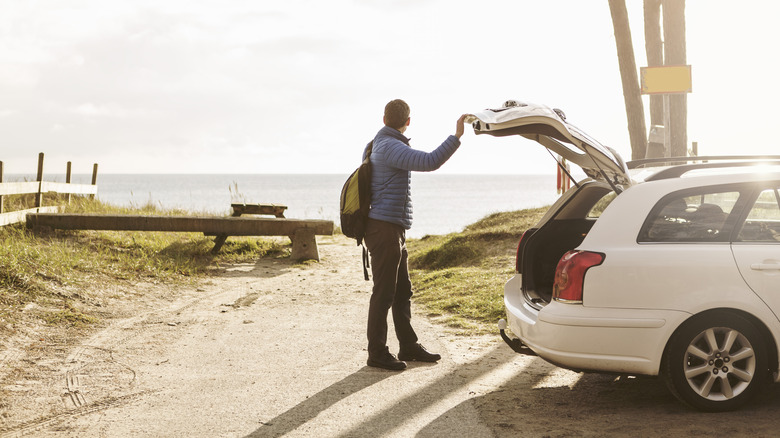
627;155;780;169
635;158;780;181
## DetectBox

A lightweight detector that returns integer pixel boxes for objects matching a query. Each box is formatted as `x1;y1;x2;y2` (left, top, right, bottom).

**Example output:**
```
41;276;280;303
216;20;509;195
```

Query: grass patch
40;305;100;327
0;196;288;330
412;267;511;326
407;207;547;333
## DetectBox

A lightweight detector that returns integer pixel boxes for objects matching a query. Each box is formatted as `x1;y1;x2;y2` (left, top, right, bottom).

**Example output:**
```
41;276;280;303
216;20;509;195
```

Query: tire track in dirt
0;390;157;438
0;278;256;436
0;334;37;383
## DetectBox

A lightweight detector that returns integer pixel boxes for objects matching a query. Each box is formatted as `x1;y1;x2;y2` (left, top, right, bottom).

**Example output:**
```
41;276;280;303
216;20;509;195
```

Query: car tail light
552;250;605;303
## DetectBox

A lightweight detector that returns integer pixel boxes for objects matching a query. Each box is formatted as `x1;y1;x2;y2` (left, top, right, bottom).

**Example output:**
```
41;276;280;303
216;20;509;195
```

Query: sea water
8;173;559;238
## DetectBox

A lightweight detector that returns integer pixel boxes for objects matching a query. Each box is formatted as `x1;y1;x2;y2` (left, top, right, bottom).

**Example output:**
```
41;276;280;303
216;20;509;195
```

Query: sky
1;1;779;176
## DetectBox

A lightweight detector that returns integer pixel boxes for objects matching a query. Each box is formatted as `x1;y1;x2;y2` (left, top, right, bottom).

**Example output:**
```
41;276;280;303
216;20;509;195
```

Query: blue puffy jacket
362;125;461;229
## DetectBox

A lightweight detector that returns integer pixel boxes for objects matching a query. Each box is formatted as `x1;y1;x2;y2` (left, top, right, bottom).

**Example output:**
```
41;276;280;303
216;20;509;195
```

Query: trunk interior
518;182;615;307
521;219;595;305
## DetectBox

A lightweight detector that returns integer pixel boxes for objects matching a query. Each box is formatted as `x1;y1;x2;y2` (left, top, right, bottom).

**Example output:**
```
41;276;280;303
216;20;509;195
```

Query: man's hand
455;114;469;139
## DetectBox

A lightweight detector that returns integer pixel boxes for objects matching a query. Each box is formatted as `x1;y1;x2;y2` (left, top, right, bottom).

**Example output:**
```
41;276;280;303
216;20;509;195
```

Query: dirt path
2;236;780;437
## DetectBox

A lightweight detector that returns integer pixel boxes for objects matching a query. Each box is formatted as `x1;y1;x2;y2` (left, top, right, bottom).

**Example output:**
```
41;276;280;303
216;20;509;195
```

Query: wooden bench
26;212;333;261
211;203;289;252
230;203;287;218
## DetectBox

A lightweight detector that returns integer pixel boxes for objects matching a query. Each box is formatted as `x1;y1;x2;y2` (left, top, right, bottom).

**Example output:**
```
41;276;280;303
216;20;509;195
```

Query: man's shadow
244;343;521;438
244;366;393;438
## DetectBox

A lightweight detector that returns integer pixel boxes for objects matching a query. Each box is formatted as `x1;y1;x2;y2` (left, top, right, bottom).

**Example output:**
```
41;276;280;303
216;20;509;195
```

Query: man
363;99;468;370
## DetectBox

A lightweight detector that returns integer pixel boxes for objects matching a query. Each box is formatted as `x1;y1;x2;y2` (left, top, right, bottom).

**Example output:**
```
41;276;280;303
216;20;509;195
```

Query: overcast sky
1;1;778;175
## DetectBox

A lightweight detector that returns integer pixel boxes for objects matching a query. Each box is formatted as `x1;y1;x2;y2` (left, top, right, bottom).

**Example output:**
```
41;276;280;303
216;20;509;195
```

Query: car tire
663;310;768;412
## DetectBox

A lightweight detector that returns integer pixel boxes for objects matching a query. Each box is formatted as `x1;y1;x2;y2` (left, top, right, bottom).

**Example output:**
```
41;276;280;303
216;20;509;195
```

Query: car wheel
663;311;768;412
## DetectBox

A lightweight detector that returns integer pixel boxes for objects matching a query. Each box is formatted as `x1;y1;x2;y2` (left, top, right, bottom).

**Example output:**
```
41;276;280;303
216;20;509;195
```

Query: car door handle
751;263;780;271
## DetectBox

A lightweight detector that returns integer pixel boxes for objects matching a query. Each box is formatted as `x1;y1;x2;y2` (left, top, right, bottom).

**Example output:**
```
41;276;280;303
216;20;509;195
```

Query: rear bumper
502;274;688;375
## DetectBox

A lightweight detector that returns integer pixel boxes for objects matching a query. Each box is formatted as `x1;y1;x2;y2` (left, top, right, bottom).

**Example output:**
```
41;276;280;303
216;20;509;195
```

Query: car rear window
587;191;617;218
639;190;741;242
737;187;780;242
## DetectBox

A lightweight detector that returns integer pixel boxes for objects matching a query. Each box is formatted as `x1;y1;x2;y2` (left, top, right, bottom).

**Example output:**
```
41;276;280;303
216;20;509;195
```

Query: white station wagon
467;101;780;412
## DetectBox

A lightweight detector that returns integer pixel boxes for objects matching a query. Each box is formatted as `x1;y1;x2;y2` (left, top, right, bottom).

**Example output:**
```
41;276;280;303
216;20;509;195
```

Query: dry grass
0;196;288;333
407;207;547;333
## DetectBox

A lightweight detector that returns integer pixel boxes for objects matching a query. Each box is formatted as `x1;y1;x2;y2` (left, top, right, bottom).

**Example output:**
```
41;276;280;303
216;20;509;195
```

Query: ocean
9;173;559;238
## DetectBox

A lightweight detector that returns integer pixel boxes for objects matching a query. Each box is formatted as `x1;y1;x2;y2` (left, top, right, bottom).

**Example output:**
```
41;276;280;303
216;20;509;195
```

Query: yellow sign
640;65;692;94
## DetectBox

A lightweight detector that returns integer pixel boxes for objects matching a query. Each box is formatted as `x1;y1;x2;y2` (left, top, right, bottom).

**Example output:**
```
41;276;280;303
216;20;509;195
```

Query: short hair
384;99;410;129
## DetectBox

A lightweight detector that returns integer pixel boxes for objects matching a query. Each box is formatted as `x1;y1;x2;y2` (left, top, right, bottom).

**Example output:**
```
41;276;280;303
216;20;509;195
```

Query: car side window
587;191;617;218
639;190;740;242
737;187;780;242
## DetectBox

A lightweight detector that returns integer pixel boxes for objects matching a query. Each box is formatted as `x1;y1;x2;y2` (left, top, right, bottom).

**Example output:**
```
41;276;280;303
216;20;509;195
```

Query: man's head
383;99;410;131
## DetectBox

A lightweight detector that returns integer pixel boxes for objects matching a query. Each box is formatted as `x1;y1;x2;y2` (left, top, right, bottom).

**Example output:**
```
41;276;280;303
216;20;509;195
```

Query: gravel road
2;235;780;437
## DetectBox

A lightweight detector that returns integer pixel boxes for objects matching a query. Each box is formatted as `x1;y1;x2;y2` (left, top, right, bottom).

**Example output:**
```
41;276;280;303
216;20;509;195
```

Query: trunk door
466;101;632;187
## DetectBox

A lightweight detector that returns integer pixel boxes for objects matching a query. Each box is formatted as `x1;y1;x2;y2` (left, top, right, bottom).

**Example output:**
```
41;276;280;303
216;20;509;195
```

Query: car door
731;185;780;319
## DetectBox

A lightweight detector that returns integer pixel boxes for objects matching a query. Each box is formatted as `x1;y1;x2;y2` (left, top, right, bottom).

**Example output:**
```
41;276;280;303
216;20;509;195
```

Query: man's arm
382;115;469;171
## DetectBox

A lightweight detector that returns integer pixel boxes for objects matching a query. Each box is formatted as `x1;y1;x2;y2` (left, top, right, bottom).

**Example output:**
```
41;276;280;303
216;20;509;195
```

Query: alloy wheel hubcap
683;327;756;401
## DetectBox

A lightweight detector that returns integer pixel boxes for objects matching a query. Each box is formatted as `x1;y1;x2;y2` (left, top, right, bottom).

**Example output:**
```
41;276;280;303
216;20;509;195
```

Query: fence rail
0;206;61;227
0;181;99;197
0;153;99;227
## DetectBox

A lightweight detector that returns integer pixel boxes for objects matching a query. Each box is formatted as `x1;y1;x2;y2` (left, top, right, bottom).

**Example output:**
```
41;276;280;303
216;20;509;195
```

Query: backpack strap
361;140;373;281
361;244;370;281
356;139;373;281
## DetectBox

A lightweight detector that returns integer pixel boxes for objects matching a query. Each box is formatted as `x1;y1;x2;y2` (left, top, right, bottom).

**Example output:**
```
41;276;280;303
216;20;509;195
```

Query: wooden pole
663;0;688;159
66;161;72;204
35;152;44;208
644;0;665;159
608;0;648;160
90;163;98;200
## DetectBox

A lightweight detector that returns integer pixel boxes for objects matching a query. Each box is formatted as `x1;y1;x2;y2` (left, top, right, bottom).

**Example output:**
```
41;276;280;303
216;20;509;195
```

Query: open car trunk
521;220;596;304
517;182;615;306
467;100;630;307
466;100;632;190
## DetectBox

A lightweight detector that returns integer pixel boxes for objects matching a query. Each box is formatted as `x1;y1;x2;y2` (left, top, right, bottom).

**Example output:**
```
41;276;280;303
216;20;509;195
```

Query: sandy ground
3;235;780;437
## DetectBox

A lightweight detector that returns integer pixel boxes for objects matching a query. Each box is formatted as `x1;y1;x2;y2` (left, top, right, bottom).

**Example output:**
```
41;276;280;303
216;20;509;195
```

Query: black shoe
367;350;407;371
398;343;441;363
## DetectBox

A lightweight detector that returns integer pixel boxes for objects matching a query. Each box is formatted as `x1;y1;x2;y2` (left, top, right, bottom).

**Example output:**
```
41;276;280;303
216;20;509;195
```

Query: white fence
0;153;98;227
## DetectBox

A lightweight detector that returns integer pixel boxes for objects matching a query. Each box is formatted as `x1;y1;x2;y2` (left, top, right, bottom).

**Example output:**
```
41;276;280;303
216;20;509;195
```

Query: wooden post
90;163;98;200
0;161;4;214
66;161;72;204
35;152;44;208
290;228;319;261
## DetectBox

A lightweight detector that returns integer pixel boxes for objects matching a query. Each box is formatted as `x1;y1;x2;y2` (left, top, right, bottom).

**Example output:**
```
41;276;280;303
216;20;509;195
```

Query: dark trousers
364;218;418;358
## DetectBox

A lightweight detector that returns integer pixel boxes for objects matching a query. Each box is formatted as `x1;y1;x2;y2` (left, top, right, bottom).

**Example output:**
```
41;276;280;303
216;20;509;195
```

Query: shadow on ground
245;343;517;438
468;358;780;437
244;367;393;438
246;340;780;438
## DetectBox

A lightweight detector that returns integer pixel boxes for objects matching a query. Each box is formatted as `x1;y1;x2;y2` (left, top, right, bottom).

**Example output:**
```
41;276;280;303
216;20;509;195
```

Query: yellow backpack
339;141;373;279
